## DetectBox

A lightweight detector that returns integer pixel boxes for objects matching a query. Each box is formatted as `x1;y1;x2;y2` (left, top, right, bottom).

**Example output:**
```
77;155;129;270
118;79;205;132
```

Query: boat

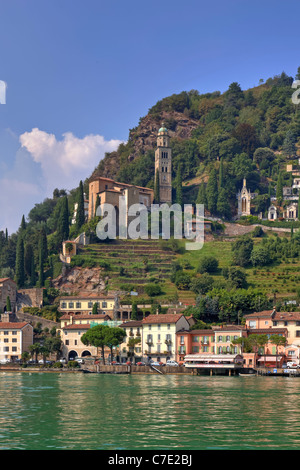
239;372;256;376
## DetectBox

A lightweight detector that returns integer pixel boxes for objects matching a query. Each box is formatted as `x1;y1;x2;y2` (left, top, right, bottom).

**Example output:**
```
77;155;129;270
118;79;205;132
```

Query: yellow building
142;314;190;363
58;294;115;316
0;322;33;362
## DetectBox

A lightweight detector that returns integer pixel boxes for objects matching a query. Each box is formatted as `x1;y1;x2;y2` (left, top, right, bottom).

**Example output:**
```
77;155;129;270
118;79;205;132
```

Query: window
218;347;222;354
226;336;230;342
203;346;208;352
12;339;17;343
180;336;184;345
157;345;161;353
4;347;9;352
76;302;81;309
218;335;223;342
193;336;199;343
273;321;278;326
149;325;151;330
61;302;67;308
65;340;69;345
69;302;74;308
4;331;8;335
192;346;199;353
158;324;161;330
12;331;17;335
12;347;17;352
102;302;107;308
167;324;170;330
88;302;93;308
203;336;209;344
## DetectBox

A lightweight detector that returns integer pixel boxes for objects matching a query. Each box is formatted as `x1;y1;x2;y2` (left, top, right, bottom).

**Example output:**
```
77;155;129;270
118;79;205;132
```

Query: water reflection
1;373;300;449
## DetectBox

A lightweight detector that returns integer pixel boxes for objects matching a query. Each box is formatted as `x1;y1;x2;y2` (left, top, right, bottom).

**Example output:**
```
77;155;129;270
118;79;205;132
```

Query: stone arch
68;350;78;361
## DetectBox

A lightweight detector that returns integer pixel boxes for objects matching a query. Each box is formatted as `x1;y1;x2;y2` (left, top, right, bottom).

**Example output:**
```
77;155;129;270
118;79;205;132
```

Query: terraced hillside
71;239;197;305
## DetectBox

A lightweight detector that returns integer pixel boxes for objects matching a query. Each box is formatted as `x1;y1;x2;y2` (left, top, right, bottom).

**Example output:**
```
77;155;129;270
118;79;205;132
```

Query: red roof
0;278;16;284
142;314;184;324
0;322;30;329
63;324;91;330
60;313;112;320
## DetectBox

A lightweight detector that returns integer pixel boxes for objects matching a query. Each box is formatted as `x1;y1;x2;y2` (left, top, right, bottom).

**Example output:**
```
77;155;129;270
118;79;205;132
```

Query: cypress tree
217;187;231;219
131;301;138;320
218;158;224;189
6;296;11;312
276;171;284;205
20;215;26;231
76;180;85;230
175;163;183;206
154;169;160;204
38;228;48;288
196;182;207;206
15;236;25;288
57;196;69;243
206;168;218;215
95;194;100;217
24;243;34;279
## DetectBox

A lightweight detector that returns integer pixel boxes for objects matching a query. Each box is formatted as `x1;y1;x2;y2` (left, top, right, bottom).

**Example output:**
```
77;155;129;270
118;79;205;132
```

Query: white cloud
19;128;123;193
0;128;123;233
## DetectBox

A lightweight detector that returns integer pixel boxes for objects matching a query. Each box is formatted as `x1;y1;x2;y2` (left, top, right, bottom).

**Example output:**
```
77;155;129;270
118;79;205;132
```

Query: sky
0;0;300;234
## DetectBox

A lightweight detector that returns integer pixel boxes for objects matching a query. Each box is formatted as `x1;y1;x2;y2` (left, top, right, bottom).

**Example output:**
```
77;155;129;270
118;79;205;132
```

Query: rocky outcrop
52;266;108;294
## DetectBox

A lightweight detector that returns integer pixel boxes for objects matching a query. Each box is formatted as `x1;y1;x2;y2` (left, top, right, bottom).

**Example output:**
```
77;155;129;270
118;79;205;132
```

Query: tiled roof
176;329;214;335
0;278;16;284
119;321;143;328
244;310;274;318
62;324;91;330
142;314;184;324
60;313;111;320
0;322;30;329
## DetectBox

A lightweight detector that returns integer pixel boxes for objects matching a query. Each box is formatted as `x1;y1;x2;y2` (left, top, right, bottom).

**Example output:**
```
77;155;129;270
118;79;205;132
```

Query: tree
154;169;160;204
190;274;214;295
92;302;99;315
38;229;48;288
197;256;219;274
282;130;297;158
76;180;85;230
232;236;253;267
270;334;287;368
222;267;247;289
276;171;284;205
29;343;41;362
206;168;218;215
15;236;25;288
131;301;138;320
127;336;141;364
196;182;207;206
105;327;126;363
217;187;231;219
175;163;183;206
81;324;110;364
57;196;69;243
6;296;11;312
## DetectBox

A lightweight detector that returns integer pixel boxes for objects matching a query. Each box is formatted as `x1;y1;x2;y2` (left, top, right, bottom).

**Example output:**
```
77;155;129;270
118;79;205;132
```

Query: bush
67;361;79;368
53;362;63;368
144;284;162;296
197;256;219;274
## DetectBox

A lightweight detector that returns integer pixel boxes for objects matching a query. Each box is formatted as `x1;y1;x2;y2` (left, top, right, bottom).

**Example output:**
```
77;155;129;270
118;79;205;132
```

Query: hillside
1;69;300;325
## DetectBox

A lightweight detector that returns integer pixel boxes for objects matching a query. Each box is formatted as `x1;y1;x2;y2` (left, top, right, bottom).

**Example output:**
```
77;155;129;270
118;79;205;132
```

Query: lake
0;371;299;450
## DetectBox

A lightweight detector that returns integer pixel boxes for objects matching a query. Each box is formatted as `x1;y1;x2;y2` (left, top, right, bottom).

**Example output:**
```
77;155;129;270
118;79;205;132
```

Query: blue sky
0;0;300;233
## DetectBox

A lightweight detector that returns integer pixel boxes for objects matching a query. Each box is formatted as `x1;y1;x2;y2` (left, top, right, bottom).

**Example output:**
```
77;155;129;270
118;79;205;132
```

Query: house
58;294;116;316
141;314;190;363
176;329;215;363
0;322;33;362
283;202;298;220
268;205;278;221
0;278;17;313
119;320;143;363
61;323;97;361
214;325;246;355
244;309;300;346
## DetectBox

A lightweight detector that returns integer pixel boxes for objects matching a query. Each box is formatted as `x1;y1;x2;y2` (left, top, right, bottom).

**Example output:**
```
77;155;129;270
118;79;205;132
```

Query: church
88;125;172;222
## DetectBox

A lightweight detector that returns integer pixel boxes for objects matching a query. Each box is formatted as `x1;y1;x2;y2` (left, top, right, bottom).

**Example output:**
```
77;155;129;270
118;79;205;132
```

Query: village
0;126;300;377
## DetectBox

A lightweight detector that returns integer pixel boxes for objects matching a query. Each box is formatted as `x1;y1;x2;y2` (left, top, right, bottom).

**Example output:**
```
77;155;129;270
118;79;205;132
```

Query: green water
0;372;300;450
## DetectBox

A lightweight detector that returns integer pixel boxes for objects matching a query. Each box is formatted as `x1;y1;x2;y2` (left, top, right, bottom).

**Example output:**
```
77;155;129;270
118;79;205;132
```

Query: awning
257;356;282;362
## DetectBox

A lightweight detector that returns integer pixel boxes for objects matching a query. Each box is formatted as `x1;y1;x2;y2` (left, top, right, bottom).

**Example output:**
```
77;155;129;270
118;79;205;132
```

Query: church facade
237;179;252;217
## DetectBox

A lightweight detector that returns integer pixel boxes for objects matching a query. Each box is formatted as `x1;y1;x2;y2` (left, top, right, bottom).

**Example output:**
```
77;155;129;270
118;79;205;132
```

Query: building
0;322;33;362
60;323;98;361
155;125;172;204
176;329;215;363
88;176;154;229
237;179;252;217
214;326;246;355
268;205;278;221
58;294;116;317
283;202;298;220
244;309;300;346
142;314;190;363
0;278;17;313
119;320;143;363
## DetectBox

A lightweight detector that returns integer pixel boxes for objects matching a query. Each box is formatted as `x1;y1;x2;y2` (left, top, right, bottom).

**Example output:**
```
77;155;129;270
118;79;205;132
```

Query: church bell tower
155;125;172;204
